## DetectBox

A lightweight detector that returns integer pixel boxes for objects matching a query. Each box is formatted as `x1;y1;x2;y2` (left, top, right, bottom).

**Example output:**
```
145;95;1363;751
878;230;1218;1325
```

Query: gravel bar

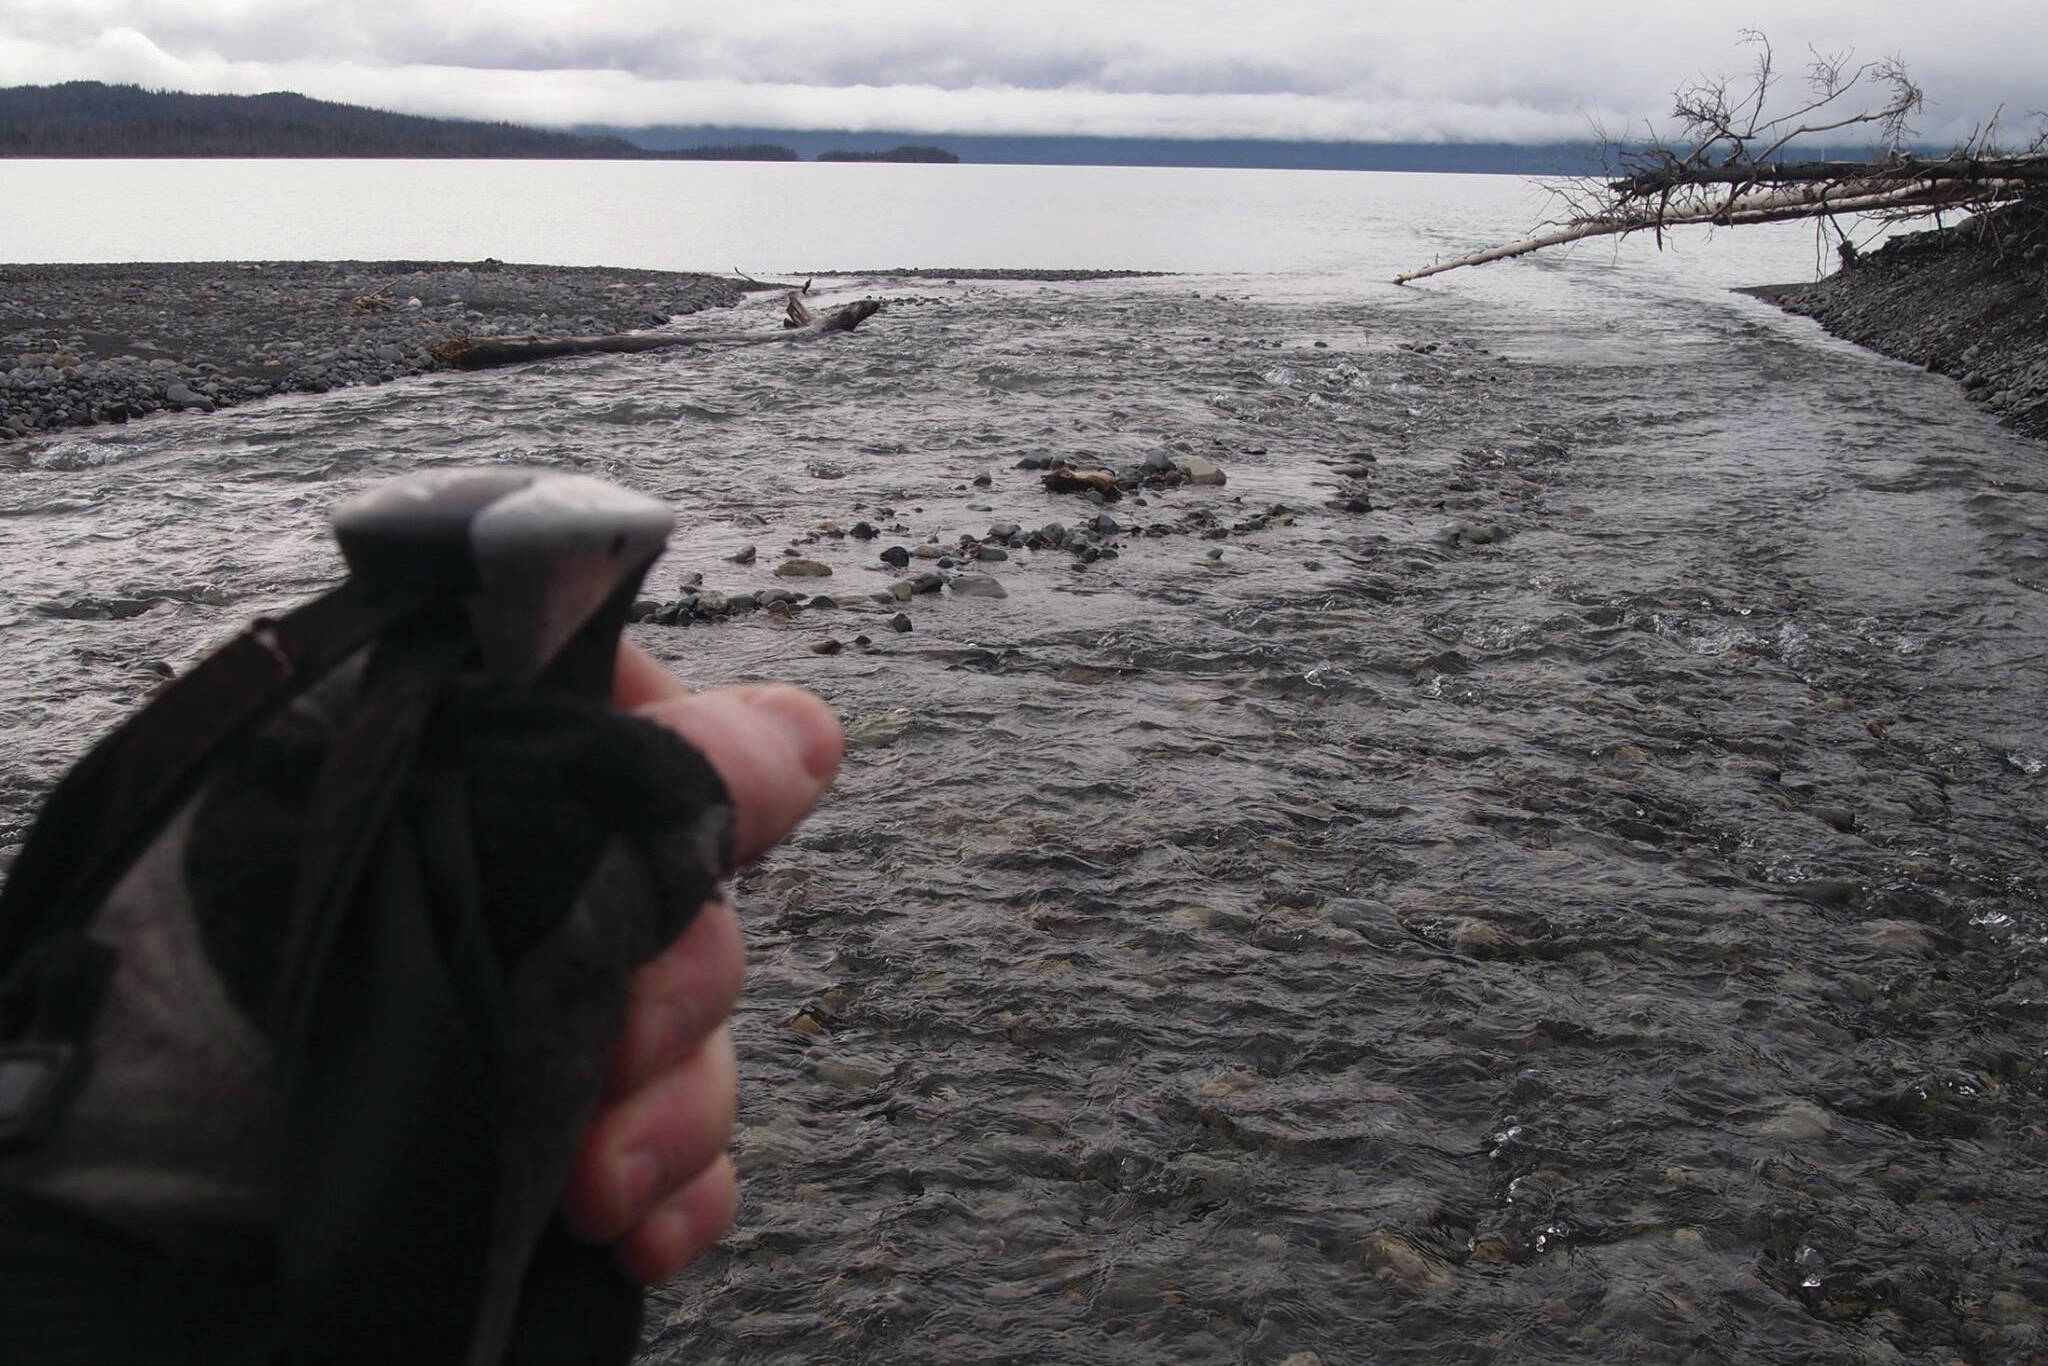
0;260;751;443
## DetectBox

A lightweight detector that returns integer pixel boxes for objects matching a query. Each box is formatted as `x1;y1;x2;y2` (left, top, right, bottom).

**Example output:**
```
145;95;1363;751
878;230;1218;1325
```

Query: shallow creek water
2;269;2045;1364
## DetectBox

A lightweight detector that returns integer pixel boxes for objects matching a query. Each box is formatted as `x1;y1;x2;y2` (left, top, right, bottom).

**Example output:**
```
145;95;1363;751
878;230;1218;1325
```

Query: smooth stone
1362;1231;1453;1291
880;545;911;568
774;559;832;578
727;544;757;564
911;544;945;559
949;574;1007;599
1861;919;1936;957
1451;918;1505;956
1759;1100;1833;1142
814;1057;893;1089
889;612;913;633
1177;455;1227;485
810;638;843;655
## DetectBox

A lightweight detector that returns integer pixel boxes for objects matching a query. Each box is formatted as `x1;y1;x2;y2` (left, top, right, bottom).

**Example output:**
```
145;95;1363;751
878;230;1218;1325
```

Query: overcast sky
4;1;2044;145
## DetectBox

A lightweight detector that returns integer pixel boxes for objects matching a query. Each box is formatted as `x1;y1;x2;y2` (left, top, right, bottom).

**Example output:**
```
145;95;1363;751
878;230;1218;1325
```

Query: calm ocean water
2;160;2044;1363
1;157;1853;289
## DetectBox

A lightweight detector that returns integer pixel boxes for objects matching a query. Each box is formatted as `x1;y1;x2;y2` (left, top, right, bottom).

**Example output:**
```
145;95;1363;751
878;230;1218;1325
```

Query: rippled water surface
3;250;2046;1363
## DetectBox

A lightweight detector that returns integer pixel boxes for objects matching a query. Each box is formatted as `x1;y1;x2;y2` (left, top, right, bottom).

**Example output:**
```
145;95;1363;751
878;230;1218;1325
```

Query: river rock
163;382;215;412
1450;918;1505;956
1759;1099;1833;1142
880;545;911;567
1447;521;1506;546
1362;1231;1454;1292
775;559;832;578
889;612;913;633
1176;455;1227;485
1860;919;1936;957
949;574;1007;599
728;544;757;564
1043;467;1122;501
814;1056;893;1089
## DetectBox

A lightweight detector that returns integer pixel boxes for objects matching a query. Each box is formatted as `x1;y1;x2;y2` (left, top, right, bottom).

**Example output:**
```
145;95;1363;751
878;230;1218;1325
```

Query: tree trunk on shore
1393;31;2047;284
431;291;884;370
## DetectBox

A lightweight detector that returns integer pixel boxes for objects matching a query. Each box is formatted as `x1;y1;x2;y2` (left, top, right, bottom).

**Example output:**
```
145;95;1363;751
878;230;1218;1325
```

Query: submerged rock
949;574;1007;599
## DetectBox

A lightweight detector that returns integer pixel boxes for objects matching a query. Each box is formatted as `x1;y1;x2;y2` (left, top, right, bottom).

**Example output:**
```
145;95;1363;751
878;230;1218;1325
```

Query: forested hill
0;82;794;159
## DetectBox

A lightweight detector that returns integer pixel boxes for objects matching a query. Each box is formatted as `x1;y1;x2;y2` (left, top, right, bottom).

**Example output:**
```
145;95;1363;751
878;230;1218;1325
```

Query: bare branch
1394;31;2040;285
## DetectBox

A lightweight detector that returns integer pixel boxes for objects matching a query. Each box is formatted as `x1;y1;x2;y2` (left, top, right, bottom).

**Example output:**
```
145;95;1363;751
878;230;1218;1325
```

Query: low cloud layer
4;1;2043;145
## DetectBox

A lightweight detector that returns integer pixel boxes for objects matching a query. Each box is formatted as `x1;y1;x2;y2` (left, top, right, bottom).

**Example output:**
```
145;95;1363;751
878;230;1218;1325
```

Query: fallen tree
1395;32;2047;285
432;289;883;370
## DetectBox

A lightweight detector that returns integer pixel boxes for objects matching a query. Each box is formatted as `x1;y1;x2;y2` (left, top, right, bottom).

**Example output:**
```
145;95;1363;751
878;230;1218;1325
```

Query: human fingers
610;1154;739;1287
614;642;844;866
561;1024;738;1245
633;685;842;867
613;641;689;709
601;898;745;1103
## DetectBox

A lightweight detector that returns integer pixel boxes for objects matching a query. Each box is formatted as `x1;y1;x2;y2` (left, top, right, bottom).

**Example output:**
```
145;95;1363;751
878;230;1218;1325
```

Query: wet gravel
0;260;748;442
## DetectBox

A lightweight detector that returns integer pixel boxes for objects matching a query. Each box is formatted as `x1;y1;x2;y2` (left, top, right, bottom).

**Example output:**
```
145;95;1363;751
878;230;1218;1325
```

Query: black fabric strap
0;581;433;973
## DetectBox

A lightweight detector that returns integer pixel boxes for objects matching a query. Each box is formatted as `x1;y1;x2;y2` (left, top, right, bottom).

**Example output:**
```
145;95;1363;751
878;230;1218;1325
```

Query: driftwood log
432;290;883;370
1393;32;2047;284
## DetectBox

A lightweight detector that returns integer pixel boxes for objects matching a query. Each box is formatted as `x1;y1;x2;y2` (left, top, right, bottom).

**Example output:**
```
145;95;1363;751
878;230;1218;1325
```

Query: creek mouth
2;269;2045;1364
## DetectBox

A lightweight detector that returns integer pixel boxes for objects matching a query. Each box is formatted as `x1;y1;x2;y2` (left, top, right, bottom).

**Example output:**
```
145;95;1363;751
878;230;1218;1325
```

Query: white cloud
2;1;2043;144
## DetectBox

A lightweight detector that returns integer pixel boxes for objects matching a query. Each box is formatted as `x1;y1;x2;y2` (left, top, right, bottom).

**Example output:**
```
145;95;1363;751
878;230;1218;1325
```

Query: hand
557;643;843;1285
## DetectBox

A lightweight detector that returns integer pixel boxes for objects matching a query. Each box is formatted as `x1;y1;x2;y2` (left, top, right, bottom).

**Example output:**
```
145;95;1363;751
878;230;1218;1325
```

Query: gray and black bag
0;470;732;1365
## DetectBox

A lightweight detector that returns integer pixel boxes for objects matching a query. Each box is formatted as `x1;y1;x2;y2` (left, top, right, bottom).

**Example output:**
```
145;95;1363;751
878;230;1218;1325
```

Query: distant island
0;83;801;160
817;145;960;164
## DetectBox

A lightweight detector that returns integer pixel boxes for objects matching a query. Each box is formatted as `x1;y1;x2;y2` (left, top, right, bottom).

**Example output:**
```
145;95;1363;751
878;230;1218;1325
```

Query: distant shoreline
1;81;1600;174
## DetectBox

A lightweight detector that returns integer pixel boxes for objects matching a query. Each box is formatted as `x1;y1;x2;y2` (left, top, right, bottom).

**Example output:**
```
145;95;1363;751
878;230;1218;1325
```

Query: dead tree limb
1395;176;2014;284
432;295;885;370
784;291;878;330
1394;32;2045;284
